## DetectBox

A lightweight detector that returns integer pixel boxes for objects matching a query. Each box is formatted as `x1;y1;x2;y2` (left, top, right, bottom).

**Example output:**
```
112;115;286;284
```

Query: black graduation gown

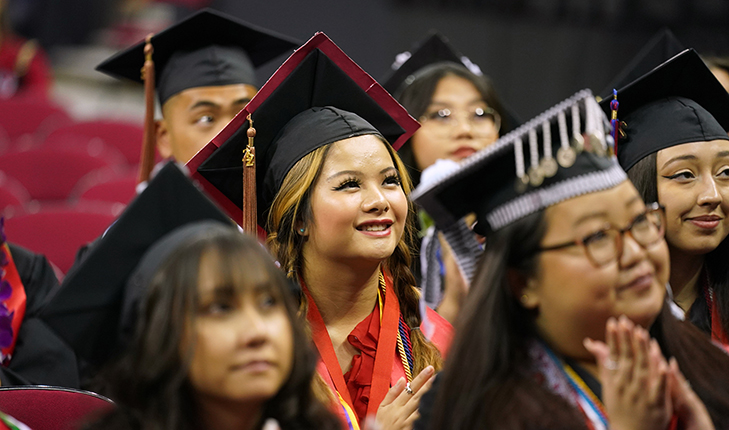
0;243;79;387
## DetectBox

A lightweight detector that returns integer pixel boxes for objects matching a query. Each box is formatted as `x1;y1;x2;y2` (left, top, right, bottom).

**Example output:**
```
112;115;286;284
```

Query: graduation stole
302;270;410;427
0;412;31;430
0;242;27;365
701;270;729;346
529;340;608;430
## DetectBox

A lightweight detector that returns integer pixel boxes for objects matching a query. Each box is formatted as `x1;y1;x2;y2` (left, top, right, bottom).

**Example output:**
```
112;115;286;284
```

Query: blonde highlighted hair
267;136;443;375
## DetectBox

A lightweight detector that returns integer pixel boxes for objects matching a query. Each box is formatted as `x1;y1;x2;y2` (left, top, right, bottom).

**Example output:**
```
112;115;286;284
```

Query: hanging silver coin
571;133;585;153
541;157;559;177
557;146;576;168
515;174;529;193
528;165;544;187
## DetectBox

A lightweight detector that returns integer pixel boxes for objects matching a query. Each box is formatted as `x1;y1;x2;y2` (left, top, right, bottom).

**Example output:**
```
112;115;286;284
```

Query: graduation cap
599;28;685;100
599;49;729;171
186;32;419;233
40;162;233;367
96;8;300;184
412;89;625;234
380;31;482;97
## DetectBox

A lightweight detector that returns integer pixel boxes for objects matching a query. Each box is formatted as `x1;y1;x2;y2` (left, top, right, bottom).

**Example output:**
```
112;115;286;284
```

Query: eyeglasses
537;202;666;267
419;106;501;138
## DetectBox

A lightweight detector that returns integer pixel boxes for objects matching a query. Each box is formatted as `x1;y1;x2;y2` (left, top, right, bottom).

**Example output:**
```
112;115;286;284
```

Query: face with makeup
157;83;257;163
656;140;729;255
303;135;409;265
521;181;669;359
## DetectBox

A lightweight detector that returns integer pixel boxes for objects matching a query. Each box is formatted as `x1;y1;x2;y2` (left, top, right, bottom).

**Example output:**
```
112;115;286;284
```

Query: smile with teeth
357;223;392;232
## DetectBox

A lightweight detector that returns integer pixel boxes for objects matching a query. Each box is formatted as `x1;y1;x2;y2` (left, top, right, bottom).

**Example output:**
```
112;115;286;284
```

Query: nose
362;186;389;214
452;115;474;138
618;230;648;270
697;176;722;207
238;309;269;348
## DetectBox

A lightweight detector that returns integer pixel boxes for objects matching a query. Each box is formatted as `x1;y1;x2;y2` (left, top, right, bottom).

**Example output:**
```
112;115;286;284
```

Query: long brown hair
84;225;341;430
427;208;729;430
267;137;443;374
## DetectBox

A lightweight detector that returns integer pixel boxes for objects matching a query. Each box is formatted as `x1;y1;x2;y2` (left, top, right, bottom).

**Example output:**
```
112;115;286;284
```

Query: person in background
414;89;729;430
382;32;516;323
96;8;299;164
604;49;729;346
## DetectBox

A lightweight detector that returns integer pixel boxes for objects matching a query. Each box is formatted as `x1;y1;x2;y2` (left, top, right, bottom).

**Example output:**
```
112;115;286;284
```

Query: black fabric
413;373;439;430
380;31;464;96
599;49;729;171
95;8;300;104
196;46;409;222
40;162;232;367
0;243;79;387
599;28;685;100
412;92;616;234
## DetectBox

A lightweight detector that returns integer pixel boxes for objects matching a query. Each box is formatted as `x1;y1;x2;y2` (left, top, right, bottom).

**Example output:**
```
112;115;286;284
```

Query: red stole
0;244;27;364
303;273;400;425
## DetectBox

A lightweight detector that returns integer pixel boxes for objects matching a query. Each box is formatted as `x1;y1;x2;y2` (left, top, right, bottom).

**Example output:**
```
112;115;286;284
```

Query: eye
258;293;278;310
333;177;362;191
717;167;729;177
582;229;613;249
472;107;494;122
202;300;235;316
195;115;215;125
424;108;452;123
664;171;694;181
383;173;401;186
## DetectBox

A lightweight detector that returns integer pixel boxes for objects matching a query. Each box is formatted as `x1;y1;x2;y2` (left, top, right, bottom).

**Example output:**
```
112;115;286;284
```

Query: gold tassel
138;34;156;184
242;114;257;234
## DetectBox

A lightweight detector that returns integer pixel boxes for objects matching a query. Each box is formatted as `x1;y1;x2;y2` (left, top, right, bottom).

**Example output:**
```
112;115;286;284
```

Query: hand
372;365;435;430
668;358;715;430
584;316;672;430
435;234;468;324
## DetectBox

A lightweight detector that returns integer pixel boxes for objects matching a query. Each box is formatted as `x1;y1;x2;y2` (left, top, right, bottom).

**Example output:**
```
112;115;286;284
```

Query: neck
197;398;263;430
668;246;704;313
302;256;382;328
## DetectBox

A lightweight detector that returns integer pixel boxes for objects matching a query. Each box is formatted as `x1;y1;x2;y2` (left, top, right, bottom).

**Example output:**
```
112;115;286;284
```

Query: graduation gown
0;243;79;387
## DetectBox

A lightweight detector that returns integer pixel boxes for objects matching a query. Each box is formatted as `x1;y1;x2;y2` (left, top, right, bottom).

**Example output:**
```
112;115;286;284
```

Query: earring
520;294;529;304
298;227;306;235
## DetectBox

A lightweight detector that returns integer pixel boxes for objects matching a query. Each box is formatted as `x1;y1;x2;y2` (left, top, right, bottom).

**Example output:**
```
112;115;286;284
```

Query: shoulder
7;242;60;313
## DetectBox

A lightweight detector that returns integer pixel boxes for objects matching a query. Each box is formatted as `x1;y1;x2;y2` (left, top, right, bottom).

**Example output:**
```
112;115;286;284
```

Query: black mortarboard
599;49;729;171
381;31;481;96
96;8;301;105
600;28;685;100
412;90;625;234
186;32;419;227
40;162;233;366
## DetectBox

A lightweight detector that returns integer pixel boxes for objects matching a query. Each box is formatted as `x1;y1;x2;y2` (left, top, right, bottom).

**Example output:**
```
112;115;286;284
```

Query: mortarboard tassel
242;114;257;234
610;89;620;157
138;34;157;184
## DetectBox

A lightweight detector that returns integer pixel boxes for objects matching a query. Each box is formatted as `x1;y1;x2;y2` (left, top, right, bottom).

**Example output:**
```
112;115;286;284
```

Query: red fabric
0;100;71;145
0;35;52;101
45;121;147;166
343;299;381;423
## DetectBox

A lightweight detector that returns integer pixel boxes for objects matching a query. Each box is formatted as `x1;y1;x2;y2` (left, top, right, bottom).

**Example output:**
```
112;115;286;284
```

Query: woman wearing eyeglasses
606;50;729;346
415;91;729;429
393;62;512;323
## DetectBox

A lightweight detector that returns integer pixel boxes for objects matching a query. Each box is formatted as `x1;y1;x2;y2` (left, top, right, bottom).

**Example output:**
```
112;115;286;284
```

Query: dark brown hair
84;225;341;430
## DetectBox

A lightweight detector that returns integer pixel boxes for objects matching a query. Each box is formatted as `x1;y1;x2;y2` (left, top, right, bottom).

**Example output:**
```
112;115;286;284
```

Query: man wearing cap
97;9;299;164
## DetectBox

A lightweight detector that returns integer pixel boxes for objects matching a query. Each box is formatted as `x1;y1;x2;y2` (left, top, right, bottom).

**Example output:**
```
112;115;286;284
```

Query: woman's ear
507;268;539;309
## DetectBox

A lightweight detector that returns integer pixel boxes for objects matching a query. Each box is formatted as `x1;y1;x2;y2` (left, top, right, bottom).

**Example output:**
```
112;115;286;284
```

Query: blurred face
186;251;293;406
656;140;729;256
304;135;408;265
157;83;257;163
522;181;668;360
410;75;499;169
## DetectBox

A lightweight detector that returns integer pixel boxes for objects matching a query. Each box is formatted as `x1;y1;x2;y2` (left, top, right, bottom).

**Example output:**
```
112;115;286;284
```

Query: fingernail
583;338;593;348
425;365;434;374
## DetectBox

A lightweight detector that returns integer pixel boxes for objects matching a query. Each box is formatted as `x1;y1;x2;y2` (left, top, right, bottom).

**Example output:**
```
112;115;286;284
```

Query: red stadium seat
0;171;30;217
40;132;128;168
4;203;119;273
46;120;148;165
0;99;72;147
70;169;138;206
0;149;121;202
0;386;114;430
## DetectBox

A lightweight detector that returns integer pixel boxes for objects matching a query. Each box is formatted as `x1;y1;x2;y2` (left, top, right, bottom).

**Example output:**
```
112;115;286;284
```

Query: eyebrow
326;167;397;182
189;100;220;111
428;98;486;108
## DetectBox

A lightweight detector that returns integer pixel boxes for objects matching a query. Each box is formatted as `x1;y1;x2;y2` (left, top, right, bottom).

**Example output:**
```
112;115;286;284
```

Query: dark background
13;0;729;121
